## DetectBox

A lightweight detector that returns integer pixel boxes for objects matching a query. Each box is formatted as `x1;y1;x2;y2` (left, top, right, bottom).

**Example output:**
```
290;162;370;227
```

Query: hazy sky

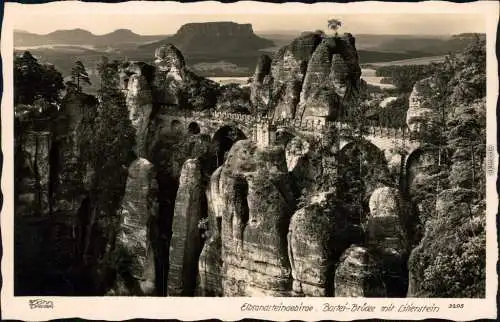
14;13;485;35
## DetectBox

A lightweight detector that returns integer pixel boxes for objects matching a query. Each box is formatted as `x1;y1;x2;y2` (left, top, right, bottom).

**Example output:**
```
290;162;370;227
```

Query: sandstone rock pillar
168;159;204;296
335;246;386;297
126;73;153;157
366;187;408;297
110;157;158;295
198;166;224;296
216;140;295;296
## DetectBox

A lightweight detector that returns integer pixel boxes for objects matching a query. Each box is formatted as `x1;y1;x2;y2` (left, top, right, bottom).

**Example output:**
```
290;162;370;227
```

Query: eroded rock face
285;136;311;171
405;148;440;218
153;44;186;105
53;92;98;214
271;33;323;121
110;157;158;296
297;35;361;121
15;129;52;215
367;187;406;253
168;159;204;296
126;73;153;157
335;246;386;297
406;78;439;134
213;140;295;296
152;44;219;111
198;166;224;296
251;32;361;122
367;187;408;297
299;40;335;106
154;44;186;74
250;54;272;112
288;192;362;296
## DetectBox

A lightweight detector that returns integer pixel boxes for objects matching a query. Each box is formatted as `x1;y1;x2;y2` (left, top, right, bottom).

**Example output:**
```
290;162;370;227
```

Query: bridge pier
253;122;276;148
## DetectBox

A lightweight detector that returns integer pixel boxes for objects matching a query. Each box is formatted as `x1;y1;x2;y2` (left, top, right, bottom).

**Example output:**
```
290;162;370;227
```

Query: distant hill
14;29;168;47
140;22;274;54
258;32;485;56
358;32;486;55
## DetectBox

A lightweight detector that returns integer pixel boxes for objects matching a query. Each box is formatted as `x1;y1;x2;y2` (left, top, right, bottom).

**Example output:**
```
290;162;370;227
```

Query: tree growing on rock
71;60;92;91
327;19;342;36
14;51;65;105
80;56;136;289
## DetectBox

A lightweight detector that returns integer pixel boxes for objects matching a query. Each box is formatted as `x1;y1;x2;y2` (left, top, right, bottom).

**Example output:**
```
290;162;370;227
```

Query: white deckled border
1;1;498;321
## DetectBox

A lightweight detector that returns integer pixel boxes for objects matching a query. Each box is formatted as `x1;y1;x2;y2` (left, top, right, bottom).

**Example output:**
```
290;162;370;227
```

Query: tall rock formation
110;157;158;295
209;140;295;296
198;166;224;296
288;191;362;296
250;54;272;113
335;246;386;297
367;187;406;253
297;35;361;122
270;32;323;120
406;77;440;134
15;127;52;215
250;32;361;122
152;44;218;111
367;187;408;296
168;159;205;296
52;92;98;213
124;66;153;157
153;45;187;106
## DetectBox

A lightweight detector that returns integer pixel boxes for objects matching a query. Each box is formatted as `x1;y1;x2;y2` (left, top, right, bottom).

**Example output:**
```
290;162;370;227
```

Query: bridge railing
213;111;258;123
162;108;421;145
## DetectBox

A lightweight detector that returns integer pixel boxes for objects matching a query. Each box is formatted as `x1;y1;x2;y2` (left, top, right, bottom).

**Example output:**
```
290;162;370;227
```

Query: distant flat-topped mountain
140;22;275;54
14;28;168;47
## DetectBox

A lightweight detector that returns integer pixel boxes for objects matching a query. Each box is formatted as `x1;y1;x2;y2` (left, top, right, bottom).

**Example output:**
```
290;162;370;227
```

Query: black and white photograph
1;1;498;320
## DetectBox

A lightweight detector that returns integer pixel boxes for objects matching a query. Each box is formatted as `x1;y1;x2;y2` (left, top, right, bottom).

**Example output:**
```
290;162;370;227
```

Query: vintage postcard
1;1;498;320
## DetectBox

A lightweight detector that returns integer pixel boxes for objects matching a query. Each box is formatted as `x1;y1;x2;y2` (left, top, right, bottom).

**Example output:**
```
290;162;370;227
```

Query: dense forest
362;35;485;132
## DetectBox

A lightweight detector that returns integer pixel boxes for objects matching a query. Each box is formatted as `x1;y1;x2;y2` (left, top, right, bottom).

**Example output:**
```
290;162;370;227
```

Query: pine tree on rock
14;51;64;106
71;60;92;91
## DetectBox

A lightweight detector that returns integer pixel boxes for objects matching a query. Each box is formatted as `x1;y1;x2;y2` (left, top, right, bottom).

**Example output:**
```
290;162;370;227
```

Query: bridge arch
212;125;247;166
404;146;440;196
337;139;392;224
188;121;201;134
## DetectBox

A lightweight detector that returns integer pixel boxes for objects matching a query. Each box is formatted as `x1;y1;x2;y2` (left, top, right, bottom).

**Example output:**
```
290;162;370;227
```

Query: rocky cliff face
208;140;296;296
198;166;224;296
153;45;187;106
52;92;98;214
406;77;440;134
288;192;361;296
367;187;408;297
152;44;218;111
335;246;386;297
109;157;158;296
14;94;100;295
168;159;205;296
124;66;153;157
367;187;406;252
15;128;52;215
250;32;361;121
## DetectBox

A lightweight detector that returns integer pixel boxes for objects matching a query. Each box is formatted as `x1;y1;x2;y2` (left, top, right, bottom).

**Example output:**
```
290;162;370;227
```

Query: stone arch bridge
154;110;421;164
